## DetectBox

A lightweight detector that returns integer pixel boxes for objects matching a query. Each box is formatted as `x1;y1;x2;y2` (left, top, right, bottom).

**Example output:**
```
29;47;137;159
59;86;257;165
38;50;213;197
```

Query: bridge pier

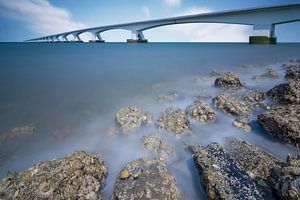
249;24;276;44
74;35;84;43
127;31;148;43
89;32;105;43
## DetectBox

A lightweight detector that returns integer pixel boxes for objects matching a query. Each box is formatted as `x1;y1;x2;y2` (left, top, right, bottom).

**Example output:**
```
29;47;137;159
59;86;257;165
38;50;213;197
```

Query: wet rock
257;105;300;148
212;94;252;117
106;126;120;136
156;107;191;136
0;151;108;200
116;107;153;133
186;100;216;123
141;135;173;158
112;158;181;200
190;143;263;200
270;154;300;200
233;118;252;132
0;123;37;144
209;69;223;77
266;80;300;104
285;64;300;81
157;92;179;102
252;69;280;80
214;72;244;89
241;90;266;103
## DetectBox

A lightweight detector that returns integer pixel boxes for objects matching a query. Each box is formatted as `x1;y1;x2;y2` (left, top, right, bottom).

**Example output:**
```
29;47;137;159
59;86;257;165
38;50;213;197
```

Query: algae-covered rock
267;80;300;105
214;72;244;89
0;151;108;200
186;100;215;123
141;135;173;158
111;158;181;200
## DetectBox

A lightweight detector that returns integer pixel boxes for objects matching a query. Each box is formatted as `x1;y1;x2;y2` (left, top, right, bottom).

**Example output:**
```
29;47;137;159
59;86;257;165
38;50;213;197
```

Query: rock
209;69;223;77
106;126;120;136
257;105;300;148
116;107;153;133
156;107;191;136
285;64;300;81
190;143;263;200
186;100;215;123
157;92;179;102
53;128;71;139
192;76;212;83
266;80;300;105
241;90;266;103
0;151;108;200
111;158;181;200
141;135;173;158
233;119;251;132
214;72;244;89
252;69;280;80
0;123;37;144
212;94;252;117
269;154;300;200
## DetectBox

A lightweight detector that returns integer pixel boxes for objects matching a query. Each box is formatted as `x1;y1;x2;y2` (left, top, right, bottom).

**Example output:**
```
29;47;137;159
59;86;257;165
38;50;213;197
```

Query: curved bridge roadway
27;3;300;44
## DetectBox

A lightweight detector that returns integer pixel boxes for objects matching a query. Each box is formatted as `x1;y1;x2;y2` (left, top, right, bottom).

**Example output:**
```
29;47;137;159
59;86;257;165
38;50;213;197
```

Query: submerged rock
270;154;300;200
157;92;179;102
266;80;300;105
190;143;263;200
212;94;252;117
233;118;252;132
116;107;153;133
0;123;37;144
156;107;191;136
0;151;108;200
257;105;300;148
214;72;244;89
111;158;181;200
252;69;280;80
141;135;173;158
285;64;300;81
209;69;223;77
186;100;215;123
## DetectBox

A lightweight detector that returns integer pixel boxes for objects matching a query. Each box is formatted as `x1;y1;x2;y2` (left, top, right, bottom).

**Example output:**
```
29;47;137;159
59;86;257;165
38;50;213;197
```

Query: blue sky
0;0;299;42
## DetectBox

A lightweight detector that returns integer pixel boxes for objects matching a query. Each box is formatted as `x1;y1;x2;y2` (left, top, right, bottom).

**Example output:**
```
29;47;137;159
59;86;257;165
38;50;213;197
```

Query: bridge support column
63;35;70;43
249;24;276;44
89;32;105;43
127;31;148;43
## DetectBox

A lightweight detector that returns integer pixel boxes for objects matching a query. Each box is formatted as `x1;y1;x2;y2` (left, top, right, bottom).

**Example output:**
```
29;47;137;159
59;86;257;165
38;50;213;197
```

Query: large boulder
0;151;108;200
156;107;191;136
257;105;300;148
212;94;252;117
185;100;216;123
111;158;181;200
190;143;263;200
116;107;152;133
266;80;300;105
269;154;300;200
141;135;173;159
285;64;300;81
214;72;244;89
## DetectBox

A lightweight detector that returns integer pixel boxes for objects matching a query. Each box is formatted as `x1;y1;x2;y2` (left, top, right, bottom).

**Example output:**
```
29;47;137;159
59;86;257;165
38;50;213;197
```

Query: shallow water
0;42;300;199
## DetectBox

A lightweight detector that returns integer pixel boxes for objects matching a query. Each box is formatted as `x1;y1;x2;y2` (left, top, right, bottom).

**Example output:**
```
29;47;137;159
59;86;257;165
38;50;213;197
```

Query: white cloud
164;0;181;7
0;0;87;36
142;6;150;17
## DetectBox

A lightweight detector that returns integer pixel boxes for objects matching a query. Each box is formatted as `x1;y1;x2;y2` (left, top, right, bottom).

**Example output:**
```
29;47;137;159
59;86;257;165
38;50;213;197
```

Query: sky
0;0;299;42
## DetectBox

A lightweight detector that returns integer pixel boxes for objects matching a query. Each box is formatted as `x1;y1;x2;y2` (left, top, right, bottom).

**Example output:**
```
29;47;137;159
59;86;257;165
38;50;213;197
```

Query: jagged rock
156;107;191;136
0;151;108;200
186;100;216;123
111;158;181;200
258;105;300;148
190;143;263;200
141;135;173;158
0;123;37;144
270;154;300;200
241;90;266;103
212;94;252;117
285;64;300;81
266;80;300;104
233;118;252;132
115;107;152;133
157;92;179;102
214;72;244;89
252;69;280;80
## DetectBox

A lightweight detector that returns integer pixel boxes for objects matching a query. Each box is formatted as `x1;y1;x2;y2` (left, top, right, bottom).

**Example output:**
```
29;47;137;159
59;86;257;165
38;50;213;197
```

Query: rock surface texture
141;135;173;158
0;151;108;200
185;100;215;123
214;72;244;89
285;64;300;81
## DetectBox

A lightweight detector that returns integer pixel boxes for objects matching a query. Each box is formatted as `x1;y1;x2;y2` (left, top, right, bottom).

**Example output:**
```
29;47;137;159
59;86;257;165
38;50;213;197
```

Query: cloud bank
164;0;181;7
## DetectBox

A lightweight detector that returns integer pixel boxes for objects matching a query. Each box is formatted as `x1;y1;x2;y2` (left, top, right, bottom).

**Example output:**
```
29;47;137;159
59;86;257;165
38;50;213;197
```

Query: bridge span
27;3;300;44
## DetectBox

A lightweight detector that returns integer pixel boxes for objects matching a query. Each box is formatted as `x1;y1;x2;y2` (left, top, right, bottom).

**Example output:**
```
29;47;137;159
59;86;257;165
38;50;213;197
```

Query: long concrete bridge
27;3;300;44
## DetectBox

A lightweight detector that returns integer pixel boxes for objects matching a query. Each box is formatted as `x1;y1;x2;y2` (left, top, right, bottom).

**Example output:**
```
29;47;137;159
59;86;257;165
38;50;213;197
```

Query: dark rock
241;90;266;103
285;64;300;81
257;105;300;148
156;107;191;136
214;72;244;89
212;94;252;117
191;143;263;200
0;151;108;200
111;158;181;200
186;100;216;123
266;80;300;105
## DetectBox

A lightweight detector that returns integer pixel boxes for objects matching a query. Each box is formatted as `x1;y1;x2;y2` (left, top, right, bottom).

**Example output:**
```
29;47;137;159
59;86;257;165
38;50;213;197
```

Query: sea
0;42;300;199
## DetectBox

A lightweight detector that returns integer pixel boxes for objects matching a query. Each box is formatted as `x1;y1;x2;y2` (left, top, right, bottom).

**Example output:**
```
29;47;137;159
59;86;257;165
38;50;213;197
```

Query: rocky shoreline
1;59;300;199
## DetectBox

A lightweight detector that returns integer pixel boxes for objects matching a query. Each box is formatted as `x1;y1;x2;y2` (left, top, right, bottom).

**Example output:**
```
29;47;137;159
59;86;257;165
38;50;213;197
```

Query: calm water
0;42;300;199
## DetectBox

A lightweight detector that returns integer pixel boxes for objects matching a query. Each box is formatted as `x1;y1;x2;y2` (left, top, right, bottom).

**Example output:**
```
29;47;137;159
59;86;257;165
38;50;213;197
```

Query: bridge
27;3;300;44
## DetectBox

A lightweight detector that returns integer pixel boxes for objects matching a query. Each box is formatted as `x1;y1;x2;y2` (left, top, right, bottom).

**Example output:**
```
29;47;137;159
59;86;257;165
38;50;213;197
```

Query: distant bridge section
27;3;300;44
